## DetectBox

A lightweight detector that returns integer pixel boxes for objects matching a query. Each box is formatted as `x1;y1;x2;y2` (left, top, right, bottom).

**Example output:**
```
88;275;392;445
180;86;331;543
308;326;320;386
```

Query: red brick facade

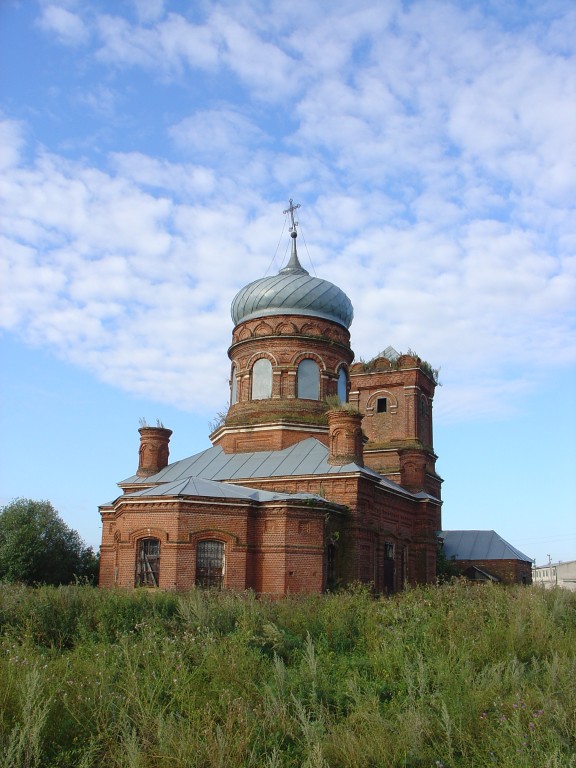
99;461;440;594
454;559;532;585
349;355;441;498
99;496;340;593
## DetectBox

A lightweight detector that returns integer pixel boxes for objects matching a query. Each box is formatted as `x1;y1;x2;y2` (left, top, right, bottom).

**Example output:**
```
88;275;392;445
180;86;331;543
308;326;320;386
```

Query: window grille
196;540;225;589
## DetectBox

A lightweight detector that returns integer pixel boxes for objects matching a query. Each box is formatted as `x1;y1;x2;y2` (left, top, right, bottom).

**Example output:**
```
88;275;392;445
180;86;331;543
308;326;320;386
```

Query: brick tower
349;350;442;502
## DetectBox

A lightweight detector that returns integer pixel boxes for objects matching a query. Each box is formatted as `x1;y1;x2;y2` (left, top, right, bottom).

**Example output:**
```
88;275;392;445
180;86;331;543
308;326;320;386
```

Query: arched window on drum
337;367;348;403
251;358;272;400
297;359;320;400
230;364;238;404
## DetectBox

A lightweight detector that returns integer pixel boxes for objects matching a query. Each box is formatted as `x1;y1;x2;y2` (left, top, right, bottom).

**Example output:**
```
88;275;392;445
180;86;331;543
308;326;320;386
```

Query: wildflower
529;722;535;730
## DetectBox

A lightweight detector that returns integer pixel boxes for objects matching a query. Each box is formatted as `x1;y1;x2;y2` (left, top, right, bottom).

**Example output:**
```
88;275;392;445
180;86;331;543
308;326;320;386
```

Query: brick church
98;201;443;594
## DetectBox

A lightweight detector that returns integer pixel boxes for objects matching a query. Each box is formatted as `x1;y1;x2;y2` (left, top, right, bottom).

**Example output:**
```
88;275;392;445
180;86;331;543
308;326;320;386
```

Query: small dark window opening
196;540;224;589
383;542;395;594
376;397;387;413
327;543;336;590
136;538;161;587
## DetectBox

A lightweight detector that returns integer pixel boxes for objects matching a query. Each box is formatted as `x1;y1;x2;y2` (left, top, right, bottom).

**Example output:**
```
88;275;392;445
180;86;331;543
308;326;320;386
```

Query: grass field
0;581;574;767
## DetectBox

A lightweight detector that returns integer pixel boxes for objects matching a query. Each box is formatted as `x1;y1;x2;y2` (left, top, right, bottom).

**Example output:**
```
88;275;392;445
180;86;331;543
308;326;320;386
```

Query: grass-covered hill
0;581;574;767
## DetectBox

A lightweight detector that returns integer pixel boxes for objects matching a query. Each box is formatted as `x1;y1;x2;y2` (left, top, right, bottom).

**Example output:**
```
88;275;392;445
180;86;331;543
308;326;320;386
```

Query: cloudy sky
1;0;575;566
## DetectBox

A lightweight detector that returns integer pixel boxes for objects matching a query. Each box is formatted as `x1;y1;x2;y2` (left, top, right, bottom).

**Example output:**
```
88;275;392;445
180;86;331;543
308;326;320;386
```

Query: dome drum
229;313;351;354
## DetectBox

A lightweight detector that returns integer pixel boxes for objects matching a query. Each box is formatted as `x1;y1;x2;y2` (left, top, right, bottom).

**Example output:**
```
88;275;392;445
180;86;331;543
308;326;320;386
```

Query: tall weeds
0;582;574;767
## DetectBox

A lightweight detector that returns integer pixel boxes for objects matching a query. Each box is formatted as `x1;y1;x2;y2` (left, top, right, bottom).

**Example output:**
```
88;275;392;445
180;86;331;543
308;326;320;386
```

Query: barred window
136;538;160;587
196;540;225;589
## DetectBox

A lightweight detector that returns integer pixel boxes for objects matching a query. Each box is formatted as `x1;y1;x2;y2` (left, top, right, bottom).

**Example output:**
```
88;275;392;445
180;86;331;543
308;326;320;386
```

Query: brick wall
349;356;442;498
454;559;533;585
219;471;440;592
100;496;333;595
99;463;440;595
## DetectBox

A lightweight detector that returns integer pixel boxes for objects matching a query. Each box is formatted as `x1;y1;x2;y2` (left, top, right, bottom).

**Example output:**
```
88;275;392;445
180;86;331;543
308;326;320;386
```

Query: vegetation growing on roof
208;408;229;434
138;418;166;428
324;395;360;412
353;349;441;384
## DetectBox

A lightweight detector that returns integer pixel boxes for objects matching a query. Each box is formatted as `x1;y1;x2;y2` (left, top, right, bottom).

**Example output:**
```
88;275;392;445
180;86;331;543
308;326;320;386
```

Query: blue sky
1;0;575;567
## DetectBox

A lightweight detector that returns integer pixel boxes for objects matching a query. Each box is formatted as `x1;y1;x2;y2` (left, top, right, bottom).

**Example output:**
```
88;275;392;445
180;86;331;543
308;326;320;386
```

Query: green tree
0;498;99;585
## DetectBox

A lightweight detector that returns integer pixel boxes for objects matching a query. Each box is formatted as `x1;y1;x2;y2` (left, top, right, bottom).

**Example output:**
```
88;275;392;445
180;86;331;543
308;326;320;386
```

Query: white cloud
169;109;268;159
95;12;219;74
38;4;89;46
210;10;300;102
0;118;24;171
132;0;166;24
75;84;118;116
110;153;216;197
4;1;576;421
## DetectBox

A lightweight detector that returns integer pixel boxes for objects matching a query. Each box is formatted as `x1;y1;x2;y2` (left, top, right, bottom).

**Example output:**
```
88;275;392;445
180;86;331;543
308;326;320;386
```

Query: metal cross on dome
283;198;300;235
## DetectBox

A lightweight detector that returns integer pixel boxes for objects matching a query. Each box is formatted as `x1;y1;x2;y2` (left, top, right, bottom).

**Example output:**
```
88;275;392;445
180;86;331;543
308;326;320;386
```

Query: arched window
136;538;160;587
196;540;225;589
337;367;348;403
251;358;272;400
297;359;319;400
230;364;238;405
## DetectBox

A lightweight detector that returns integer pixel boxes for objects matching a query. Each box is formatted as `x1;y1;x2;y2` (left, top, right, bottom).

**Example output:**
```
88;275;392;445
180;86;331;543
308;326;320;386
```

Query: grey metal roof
122;439;369;484
230;247;353;329
440;530;532;562
120;438;426;500
124;476;327;503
